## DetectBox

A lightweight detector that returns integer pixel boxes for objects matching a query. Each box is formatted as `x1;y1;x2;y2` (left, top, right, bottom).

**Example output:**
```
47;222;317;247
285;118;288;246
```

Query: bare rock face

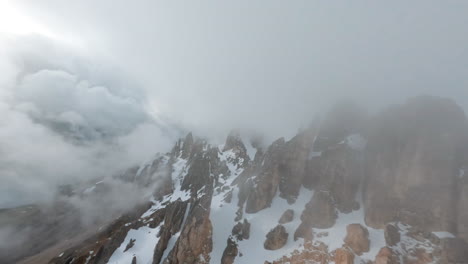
404;248;433;264
278;209;294;224
223;130;250;168
457;175;468;242
334;247;354;264
375;247;398;264
231;219;250;241
310;145;363;213
440;238;468;263
264;225;288;250
384;224;400;246
299;190;337;230
152;200;188;264
164;196;213;264
221;237;238;264
278;128;316;203
343;224;370;256
269;241;330;264
246;138;285;213
364;96;468;233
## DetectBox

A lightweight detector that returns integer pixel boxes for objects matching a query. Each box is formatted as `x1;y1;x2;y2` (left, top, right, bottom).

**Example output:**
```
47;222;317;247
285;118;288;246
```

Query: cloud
0;35;179;208
16;69;147;141
12;0;468;141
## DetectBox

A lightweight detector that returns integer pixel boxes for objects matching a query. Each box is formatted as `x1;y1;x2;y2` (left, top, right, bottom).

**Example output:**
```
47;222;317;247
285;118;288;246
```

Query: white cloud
0;35;179;208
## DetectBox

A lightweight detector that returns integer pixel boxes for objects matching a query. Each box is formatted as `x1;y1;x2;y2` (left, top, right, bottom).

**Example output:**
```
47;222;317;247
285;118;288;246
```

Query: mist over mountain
1;1;468;264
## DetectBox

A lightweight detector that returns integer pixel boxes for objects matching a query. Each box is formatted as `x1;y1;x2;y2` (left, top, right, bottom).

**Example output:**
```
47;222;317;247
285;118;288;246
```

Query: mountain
7;96;468;264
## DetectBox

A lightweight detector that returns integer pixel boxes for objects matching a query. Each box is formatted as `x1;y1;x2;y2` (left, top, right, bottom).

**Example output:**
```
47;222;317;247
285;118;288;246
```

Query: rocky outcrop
222;130;250;168
307;145;362;213
375;247;398;264
364;96;468;235
264;225;288;250
440;238;468;263
220;237;238;264
457;174;468;242
384;223;400;246
278;209;294;224
231;219;250;241
334;247;354;264
295;190;337;240
269;241;330;264
245;138;285;213
152;200;188;264
343;224;370;256
164;195;213;264
277;129;316;203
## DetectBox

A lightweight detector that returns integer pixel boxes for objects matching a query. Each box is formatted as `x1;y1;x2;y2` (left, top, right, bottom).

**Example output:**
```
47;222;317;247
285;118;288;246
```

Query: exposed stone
293;222;313;241
278;128;316;203
334;247;354;264
246;138;285;213
305;145;363;213
152;200;188;264
375;247;398;264
131;255;137;264
278;209;294;224
457;177;468;242
123;239;135;252
264;225;288;250
384;224;400;246
222;130;250;168
405;248;433;264
231;219;250;241
269;241;330;264
221;237;238;264
163;195;213;264
298;190;337;230
344;224;370;255
364;96;468;233
440;238;468;263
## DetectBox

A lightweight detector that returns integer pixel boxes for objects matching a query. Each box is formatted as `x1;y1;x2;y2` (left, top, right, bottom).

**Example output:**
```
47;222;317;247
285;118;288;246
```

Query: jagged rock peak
223;130;246;152
222;130;250;168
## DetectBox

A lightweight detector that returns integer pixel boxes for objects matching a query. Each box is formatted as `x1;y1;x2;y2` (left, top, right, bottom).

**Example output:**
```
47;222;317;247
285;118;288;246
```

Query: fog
1;1;468;251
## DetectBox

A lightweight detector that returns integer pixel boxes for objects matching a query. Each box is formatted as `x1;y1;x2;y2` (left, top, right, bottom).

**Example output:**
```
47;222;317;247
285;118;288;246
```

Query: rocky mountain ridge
9;96;468;264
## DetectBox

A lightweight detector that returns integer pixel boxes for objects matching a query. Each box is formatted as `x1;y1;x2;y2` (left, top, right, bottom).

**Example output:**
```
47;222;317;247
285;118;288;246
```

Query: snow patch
433;231;455;239
108;225;162;264
344;134;367;151
312;204;385;261
234;187;314;263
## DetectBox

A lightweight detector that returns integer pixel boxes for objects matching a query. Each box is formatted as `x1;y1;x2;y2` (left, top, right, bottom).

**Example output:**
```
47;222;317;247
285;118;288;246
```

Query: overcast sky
1;0;468;206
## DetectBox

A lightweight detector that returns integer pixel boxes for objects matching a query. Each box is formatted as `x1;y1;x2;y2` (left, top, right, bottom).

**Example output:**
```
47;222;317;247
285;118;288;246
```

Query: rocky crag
10;96;468;264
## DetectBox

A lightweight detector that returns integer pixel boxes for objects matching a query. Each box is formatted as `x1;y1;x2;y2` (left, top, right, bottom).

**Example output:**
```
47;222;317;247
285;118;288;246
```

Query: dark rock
364;96;468;233
440;238;468;263
232;219;250;241
131;255;137;264
245;138;285;213
124;239;135;252
164;194;213;264
221;237;238;264
375;247;398;264
299;191;337;229
278;209;294;224
264;225;288;250
384;224;400;246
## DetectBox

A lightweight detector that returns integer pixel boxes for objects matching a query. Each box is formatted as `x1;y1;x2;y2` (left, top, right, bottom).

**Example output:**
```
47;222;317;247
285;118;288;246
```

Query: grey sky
14;0;468;139
1;0;468;206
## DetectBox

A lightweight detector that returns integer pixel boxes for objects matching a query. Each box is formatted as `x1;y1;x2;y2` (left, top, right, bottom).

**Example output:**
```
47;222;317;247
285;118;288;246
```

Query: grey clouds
1;0;468;206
